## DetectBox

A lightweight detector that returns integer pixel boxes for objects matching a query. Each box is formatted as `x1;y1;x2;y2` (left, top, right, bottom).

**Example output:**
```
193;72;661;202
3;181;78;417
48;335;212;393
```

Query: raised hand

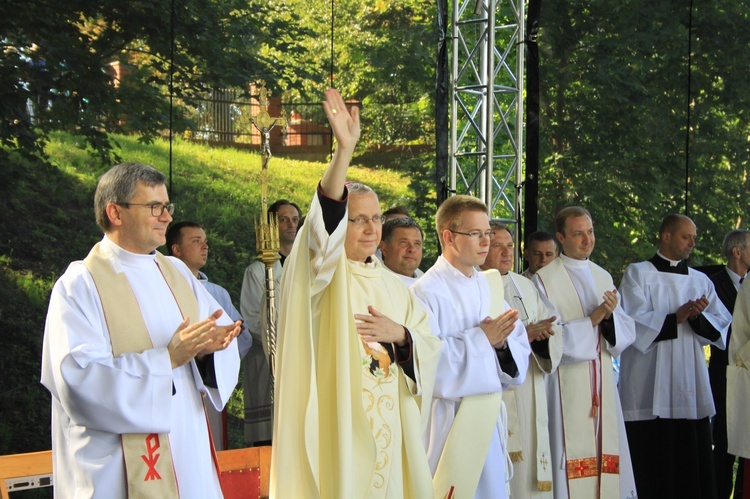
322;88;360;153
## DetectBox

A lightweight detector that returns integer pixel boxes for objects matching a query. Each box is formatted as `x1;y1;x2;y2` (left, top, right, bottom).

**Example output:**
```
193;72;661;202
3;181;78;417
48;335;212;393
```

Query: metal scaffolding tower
449;0;525;253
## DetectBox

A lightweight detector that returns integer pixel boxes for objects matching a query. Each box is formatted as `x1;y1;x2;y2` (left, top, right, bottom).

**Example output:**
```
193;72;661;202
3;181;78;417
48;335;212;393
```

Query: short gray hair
95;162;167;232
346;182;377;198
722;229;750;259
489;219;513;240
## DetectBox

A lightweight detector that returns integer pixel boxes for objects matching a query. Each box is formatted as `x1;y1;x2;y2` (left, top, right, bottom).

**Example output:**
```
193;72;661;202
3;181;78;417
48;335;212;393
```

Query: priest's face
380;226;423;277
480;227;514;274
172;226;208;275
524;239;558;274
345;192;383;262
557;215;595;261
276;204;300;247
662;218;696;261
443;210;491;276
112;182;173;254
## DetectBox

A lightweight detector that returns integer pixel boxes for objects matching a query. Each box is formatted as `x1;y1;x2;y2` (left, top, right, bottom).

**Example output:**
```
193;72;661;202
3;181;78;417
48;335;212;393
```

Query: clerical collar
559;253;589;269
102;235;159;269
649;253;688;275
656;251;681;266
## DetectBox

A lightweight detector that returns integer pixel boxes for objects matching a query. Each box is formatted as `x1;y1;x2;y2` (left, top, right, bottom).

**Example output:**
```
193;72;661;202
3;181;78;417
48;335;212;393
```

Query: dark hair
382;217;423;243
383;206;411;219
267;199;301;222
525;231;558;252
166;221;202;255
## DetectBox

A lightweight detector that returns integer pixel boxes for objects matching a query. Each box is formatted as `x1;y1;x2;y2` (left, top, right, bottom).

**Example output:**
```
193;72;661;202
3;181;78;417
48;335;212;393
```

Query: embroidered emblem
566;457;598;479
601;454;620;474
141;433;162;481
540;452;549;472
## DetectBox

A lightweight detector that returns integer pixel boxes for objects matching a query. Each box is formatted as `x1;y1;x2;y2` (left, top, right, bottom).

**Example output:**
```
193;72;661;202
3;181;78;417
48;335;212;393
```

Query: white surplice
411;256;531;499
41;236;239;499
618;261;730;421
532;255;637;499
502;272;562;498
197;271;250;451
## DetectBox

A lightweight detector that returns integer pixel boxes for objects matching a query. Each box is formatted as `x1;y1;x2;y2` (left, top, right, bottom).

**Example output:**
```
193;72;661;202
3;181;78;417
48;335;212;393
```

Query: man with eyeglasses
41;162;241;498
240;198;301;446
167;220;252;450
410;195;530;498
532;206;637;499
478;220;560;498
270;89;441;498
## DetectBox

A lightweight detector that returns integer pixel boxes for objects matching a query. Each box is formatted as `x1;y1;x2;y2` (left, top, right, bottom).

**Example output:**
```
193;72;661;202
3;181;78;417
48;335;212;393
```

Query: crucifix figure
250;81;287;402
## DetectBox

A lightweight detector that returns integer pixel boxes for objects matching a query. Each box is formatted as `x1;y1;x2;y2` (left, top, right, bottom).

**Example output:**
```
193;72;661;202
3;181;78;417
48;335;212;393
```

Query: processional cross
250;82;287;402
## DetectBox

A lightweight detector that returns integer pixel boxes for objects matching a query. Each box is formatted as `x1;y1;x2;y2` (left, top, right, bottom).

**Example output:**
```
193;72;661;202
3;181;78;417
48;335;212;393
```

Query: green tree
537;0;750;278
0;0;308;160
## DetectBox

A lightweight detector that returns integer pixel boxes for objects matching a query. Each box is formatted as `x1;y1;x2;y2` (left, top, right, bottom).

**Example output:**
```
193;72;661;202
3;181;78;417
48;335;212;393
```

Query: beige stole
540;258;619;498
84;242;199;498
504;274;553;493
433;269;505;499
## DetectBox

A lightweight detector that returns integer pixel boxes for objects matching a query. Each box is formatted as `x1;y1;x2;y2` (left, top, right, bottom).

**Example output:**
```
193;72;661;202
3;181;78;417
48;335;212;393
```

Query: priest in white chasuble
270;89;441;499
41;162;242;499
619;214;730;499
479;220;562;498
532;206;637;499
410;195;531;499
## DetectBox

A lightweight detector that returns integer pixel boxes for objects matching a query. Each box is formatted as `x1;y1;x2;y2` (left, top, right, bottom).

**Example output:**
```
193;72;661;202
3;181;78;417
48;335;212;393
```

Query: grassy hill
0;132;432;456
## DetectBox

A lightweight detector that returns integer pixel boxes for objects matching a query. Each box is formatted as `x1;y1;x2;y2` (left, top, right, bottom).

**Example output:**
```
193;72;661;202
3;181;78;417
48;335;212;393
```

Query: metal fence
186;89;332;148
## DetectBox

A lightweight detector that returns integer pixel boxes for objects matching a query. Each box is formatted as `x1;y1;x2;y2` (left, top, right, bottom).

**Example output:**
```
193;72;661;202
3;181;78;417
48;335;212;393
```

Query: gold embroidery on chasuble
349;260;402;497
360;339;400;494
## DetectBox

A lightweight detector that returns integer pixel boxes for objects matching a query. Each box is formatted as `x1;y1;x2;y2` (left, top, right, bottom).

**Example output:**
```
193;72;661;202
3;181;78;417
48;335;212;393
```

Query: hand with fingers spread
590;289;618;327
355;305;407;347
526;316;557;342
168;309;238;368
480;308;519;349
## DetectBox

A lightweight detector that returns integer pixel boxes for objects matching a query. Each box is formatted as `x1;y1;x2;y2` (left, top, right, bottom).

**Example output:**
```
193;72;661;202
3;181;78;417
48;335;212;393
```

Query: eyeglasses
450;229;495;241
348;215;387;226
118;202;175;217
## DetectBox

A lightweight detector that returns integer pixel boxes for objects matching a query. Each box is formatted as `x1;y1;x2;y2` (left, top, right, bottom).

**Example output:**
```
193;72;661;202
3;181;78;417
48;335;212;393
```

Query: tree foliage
537;0;750;278
0;0;309;160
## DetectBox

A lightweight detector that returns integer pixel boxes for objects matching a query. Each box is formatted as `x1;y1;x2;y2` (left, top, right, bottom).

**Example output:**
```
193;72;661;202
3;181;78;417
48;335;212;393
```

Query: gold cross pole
250;82;287;403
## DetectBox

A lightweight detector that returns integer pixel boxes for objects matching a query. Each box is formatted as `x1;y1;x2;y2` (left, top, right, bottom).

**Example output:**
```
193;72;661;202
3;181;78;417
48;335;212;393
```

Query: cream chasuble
270;193;441;499
533;256;636;499
502;272;561;497
726;280;750;458
40;236;238;499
